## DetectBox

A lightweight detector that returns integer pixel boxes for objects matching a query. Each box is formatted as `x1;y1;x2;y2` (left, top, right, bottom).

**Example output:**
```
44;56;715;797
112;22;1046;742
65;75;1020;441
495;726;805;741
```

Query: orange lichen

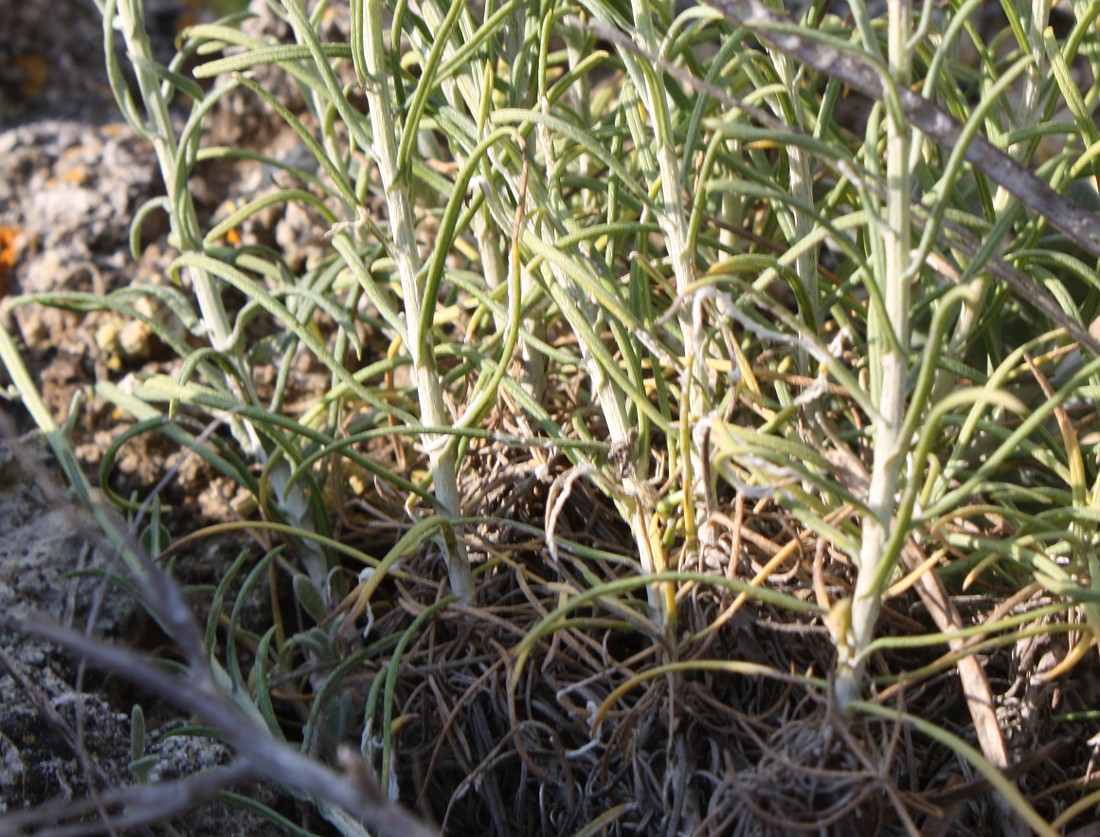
0;226;20;297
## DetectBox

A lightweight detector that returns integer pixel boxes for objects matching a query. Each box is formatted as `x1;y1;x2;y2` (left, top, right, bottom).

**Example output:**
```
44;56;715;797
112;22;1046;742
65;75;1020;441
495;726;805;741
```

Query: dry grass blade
898;540;1027;837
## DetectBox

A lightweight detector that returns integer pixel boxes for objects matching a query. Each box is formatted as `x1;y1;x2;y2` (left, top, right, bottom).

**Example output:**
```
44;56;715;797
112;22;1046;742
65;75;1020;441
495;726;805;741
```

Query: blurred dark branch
577;9;1100;358
2;611;439;837
705;0;1100;269
0;760;256;837
0;412;438;837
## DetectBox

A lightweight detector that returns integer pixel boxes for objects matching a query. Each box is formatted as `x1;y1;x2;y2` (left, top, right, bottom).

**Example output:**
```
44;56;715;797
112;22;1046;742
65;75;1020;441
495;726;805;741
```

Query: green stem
836;0;913;709
356;0;474;601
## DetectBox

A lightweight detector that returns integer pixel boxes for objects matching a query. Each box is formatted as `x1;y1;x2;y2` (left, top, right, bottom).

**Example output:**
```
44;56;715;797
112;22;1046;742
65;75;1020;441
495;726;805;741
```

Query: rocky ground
0;0;297;832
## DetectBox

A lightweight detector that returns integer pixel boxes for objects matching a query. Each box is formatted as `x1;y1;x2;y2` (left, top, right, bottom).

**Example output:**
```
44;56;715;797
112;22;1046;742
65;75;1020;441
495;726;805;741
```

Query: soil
0;0;293;832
